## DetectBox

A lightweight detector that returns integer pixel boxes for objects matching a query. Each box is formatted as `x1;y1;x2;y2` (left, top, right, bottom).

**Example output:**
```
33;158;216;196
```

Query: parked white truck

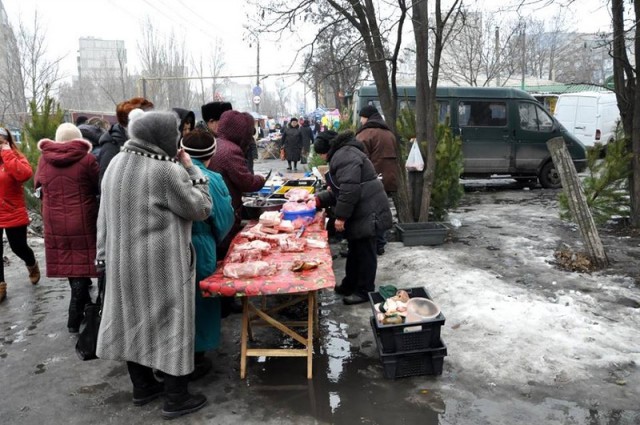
553;91;620;147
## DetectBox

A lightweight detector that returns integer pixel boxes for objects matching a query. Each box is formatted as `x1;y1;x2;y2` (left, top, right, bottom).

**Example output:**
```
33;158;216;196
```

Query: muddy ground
1;161;639;424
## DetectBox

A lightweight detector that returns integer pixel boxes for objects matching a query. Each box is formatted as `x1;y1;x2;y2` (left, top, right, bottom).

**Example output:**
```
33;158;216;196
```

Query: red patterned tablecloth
200;215;336;297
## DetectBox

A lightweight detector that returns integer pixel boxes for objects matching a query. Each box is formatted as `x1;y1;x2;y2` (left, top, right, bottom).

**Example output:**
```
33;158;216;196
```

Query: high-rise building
77;37;127;80
0;0;26;127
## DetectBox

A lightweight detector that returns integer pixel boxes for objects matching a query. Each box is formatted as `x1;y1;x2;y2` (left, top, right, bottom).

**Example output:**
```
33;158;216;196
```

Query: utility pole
521;21;526;90
495;26;500;87
255;37;260;114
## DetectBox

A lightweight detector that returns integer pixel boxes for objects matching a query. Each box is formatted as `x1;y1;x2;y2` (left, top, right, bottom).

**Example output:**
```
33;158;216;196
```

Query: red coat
35;139;100;278
0;148;33;228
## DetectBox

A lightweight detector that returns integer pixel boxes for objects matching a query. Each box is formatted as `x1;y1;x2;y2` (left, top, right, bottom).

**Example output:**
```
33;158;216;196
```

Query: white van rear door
574;96;597;146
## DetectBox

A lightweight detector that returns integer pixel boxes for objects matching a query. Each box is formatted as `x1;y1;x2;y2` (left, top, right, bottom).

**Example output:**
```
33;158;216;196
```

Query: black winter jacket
98;123;128;186
316;132;392;240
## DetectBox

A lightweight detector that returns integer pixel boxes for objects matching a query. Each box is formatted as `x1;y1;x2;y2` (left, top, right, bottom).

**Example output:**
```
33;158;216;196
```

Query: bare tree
610;0;640;226
192;39;225;106
302;19;368;109
138;18;193;109
16;12;64;111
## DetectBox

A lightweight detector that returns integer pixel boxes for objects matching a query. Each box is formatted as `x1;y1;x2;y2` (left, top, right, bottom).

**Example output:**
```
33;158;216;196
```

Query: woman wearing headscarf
313;130;392;305
0;127;39;303
180;128;234;378
35;123;100;332
96;111;212;419
208;110;266;257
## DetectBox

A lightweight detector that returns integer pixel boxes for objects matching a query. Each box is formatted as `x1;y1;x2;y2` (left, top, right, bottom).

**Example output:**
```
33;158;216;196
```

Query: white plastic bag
405;140;424;171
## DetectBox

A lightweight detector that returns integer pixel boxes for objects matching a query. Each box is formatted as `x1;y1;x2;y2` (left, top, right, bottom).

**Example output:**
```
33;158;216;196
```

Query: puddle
244;317;442;424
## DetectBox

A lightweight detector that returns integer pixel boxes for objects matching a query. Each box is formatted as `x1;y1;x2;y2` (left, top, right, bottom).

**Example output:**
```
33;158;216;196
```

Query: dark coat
77;124;105;158
98;123;128;187
282;124;302;161
356;113;399;192
316;133;392;240
35;138;100;278
300;122;314;154
209;111;265;244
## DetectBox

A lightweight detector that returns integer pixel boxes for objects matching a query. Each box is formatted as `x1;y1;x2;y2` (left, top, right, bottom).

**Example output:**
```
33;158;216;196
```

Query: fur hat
201;102;232;122
290;117;298;122
181;128;216;160
359;105;379;119
116;97;154;127
55;123;83;142
128;111;180;158
313;130;337;154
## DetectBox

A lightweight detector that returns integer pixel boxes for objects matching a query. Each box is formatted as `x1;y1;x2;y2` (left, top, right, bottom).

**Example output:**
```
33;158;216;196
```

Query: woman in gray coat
96;111;213;419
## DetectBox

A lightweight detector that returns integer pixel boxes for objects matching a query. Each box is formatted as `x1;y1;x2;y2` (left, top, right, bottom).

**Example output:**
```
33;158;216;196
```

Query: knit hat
55;123;83;142
181;128;216;160
201;102;232;122
128;111;180;158
116;97;154;127
313;130;337;154
359;105;378;119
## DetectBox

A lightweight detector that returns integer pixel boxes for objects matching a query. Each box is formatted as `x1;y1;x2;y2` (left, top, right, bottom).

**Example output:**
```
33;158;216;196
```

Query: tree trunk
547;137;608;268
631;0;640;227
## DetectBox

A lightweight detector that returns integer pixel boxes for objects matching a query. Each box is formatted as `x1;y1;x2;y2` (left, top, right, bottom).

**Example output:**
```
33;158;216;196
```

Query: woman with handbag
0;127;40;303
35;123;99;331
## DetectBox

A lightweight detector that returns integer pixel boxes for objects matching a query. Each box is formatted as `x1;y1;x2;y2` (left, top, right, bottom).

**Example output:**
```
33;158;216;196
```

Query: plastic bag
405;140;424;171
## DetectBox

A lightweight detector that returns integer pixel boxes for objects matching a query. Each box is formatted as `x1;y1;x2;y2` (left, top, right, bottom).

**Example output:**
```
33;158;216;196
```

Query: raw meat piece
284;188;311;202
279;238;306;252
223;261;277;278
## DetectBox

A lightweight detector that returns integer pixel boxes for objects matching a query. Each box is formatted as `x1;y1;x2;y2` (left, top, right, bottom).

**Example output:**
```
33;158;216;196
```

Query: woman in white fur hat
35;122;100;332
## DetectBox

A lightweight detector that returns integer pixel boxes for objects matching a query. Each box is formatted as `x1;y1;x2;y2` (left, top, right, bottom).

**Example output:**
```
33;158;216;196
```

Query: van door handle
574;126;585;130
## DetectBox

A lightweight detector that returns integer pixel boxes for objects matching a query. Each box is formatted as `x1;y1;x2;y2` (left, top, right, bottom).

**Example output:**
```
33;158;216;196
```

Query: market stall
200;210;334;379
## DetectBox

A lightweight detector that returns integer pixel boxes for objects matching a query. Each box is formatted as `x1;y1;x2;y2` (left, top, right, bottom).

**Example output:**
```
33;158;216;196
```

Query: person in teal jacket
181;128;234;378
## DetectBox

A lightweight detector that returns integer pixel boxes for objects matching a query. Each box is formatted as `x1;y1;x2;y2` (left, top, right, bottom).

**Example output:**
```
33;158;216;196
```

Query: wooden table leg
307;291;314;379
240;297;249;379
313;291;319;337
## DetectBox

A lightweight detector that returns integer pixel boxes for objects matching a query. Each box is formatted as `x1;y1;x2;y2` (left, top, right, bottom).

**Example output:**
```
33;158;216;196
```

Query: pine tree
559;137;632;225
20;86;64;210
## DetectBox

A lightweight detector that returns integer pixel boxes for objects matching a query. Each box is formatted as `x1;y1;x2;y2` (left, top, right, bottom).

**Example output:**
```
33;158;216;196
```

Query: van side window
459;101;507;127
519;103;554;132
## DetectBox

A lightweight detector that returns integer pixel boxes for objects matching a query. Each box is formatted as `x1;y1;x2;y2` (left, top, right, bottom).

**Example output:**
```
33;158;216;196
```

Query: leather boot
0;282;6;303
67;278;91;333
27;261;40;285
162;374;207;419
127;362;164;406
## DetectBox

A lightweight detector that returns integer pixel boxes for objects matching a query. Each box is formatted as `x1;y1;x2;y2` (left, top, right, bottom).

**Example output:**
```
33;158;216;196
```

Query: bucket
405;297;440;332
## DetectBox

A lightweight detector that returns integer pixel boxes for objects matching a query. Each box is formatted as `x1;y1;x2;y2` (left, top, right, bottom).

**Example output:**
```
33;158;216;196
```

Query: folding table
200;217;335;379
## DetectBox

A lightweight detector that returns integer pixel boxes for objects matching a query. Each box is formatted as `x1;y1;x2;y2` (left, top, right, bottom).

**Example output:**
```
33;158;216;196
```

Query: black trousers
342;236;377;297
0;225;36;282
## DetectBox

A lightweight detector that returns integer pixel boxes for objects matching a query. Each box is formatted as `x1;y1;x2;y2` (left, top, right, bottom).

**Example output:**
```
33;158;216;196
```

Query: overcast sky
2;0;612;87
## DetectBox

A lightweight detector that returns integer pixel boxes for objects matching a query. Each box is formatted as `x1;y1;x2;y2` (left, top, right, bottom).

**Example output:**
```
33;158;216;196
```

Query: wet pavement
1;156;639;424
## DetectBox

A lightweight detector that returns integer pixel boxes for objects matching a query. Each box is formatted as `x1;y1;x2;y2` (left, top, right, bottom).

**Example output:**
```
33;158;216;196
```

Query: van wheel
539;161;562;189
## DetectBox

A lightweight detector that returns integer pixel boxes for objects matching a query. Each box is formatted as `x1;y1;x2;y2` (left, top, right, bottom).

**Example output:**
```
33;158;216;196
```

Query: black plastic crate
395;222;448;246
371;317;447;379
368;287;445;353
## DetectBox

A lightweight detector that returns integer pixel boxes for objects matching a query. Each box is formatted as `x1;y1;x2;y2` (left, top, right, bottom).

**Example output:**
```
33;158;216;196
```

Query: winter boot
127;362;164;406
162;374;207;419
189;352;212;381
67;278;91;333
27;261;40;285
0;282;6;303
